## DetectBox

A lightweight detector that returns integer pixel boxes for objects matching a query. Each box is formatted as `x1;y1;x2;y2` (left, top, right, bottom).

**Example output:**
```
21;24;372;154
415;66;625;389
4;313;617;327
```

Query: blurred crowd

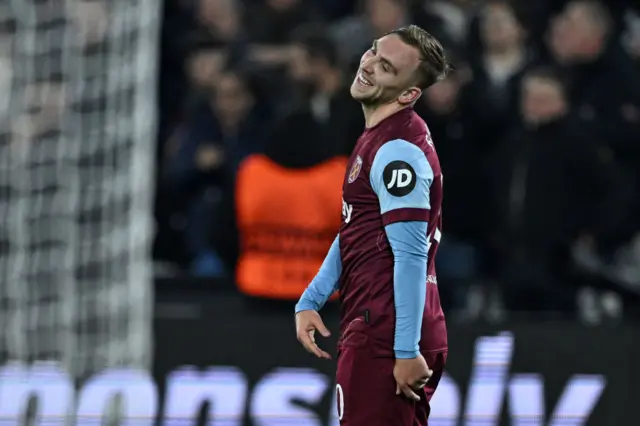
153;0;640;320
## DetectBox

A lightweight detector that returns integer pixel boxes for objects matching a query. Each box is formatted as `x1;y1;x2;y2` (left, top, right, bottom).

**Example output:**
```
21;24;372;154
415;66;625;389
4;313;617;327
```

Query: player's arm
295;236;341;359
295;235;342;313
370;139;433;359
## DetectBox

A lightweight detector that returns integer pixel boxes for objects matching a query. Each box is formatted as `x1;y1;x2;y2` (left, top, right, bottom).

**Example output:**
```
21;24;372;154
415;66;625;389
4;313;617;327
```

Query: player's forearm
295;235;342;313
385;221;428;359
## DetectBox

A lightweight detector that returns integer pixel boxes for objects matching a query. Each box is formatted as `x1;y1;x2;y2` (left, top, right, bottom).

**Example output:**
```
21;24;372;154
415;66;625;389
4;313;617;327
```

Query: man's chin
350;85;373;103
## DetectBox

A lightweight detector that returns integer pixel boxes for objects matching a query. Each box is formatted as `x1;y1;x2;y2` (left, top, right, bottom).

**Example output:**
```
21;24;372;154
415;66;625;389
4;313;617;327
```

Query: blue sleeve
295;235;342;313
370;139;432;359
369;139;433;215
385;222;428;358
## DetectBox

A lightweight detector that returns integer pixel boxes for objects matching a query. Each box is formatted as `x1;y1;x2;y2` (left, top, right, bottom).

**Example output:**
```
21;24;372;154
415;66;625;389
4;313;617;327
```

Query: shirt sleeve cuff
395;349;420;359
295;299;319;313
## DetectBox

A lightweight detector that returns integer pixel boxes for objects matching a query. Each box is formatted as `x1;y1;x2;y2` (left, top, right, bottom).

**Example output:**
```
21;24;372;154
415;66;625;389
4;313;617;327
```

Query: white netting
0;0;160;380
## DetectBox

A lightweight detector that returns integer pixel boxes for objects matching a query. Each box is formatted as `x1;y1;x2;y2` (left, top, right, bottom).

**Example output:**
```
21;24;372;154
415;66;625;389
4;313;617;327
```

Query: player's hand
394;355;433;401
295;310;332;360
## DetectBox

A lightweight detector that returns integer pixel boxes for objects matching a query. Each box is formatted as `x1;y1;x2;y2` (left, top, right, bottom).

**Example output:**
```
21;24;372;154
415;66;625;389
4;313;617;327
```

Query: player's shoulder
376;109;434;150
369;140;438;197
372;111;440;171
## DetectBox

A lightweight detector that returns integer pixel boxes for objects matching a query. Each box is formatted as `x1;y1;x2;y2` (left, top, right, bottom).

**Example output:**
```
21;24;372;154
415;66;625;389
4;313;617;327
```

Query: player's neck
362;103;408;129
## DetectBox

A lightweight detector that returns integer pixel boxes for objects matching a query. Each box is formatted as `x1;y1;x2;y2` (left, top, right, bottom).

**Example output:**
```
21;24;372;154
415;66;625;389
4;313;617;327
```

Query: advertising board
0;289;636;425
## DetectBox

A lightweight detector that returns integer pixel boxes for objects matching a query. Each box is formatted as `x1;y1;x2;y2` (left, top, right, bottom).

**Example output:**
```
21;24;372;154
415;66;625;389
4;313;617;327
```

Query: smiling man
294;25;452;425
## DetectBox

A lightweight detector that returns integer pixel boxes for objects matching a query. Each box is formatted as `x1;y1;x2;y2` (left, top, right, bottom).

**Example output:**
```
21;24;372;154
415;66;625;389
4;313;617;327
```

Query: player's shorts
335;328;447;426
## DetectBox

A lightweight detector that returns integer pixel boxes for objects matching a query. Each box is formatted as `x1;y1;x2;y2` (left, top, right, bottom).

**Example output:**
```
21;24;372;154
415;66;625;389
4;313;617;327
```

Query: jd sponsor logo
0;334;605;425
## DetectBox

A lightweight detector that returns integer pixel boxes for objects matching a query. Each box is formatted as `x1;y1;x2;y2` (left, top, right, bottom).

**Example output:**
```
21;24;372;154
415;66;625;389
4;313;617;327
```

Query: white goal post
0;0;160;384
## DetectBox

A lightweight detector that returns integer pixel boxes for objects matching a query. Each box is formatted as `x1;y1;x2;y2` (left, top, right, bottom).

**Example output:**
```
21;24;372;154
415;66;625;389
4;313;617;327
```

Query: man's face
366;0;406;34
480;3;523;50
188;49;226;89
548;3;598;63
350;34;422;107
521;77;566;125
198;0;239;40
213;73;252;121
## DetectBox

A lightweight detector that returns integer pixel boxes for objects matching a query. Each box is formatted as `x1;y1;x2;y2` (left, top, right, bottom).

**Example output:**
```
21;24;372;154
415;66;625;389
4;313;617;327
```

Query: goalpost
0;0;160;393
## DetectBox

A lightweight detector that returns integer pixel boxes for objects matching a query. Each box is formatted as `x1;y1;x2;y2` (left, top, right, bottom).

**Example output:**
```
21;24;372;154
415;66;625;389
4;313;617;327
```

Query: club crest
348;155;363;183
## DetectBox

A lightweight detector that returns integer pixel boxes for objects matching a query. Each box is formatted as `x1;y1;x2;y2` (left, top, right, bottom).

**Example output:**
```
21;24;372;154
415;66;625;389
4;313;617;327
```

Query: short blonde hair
389;25;453;89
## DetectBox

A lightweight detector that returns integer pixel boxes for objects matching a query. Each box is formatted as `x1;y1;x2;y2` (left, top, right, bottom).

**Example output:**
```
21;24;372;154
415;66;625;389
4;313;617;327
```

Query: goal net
0;0;159;387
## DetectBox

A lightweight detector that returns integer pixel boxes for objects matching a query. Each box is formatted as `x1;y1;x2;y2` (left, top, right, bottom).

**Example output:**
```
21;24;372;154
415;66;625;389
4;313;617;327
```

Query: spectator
424;0;476;49
332;0;415;67
189;0;249;72
548;0;640;170
285;26;364;155
162;69;269;277
414;64;485;317
463;0;533;154
194;0;243;45
548;0;640;255
233;106;347;299
244;0;319;68
181;40;229;112
486;68;628;312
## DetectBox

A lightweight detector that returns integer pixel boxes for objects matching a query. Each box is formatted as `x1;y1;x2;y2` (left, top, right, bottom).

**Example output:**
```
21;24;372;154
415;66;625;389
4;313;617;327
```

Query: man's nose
361;58;375;74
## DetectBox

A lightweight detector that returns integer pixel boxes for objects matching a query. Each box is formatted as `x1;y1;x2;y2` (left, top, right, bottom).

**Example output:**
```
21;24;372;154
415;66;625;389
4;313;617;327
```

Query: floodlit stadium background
0;0;639;424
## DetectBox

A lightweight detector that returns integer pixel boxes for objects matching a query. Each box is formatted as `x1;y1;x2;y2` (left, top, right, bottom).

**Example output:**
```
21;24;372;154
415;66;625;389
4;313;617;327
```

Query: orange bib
235;155;347;300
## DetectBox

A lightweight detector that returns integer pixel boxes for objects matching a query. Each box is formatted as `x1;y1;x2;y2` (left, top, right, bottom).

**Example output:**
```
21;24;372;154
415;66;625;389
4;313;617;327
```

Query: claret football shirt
297;107;447;357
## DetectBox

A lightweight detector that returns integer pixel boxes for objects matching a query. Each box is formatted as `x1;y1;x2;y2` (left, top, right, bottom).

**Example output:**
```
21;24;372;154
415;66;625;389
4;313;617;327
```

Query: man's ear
398;87;422;105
